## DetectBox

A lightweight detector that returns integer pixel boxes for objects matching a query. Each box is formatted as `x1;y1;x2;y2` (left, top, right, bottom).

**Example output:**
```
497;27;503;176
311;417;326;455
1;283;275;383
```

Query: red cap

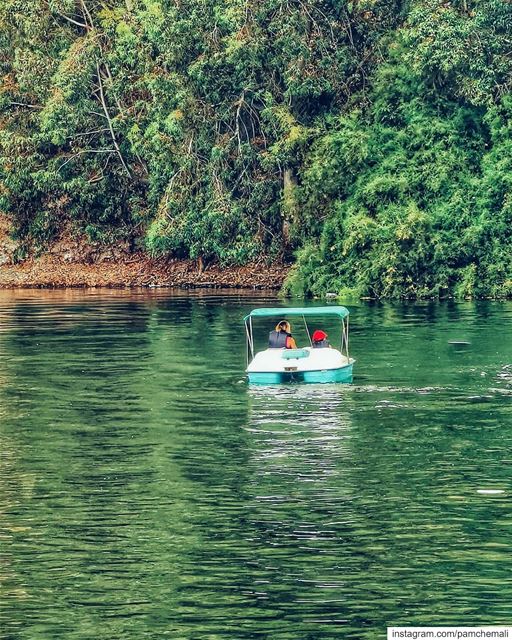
312;330;327;342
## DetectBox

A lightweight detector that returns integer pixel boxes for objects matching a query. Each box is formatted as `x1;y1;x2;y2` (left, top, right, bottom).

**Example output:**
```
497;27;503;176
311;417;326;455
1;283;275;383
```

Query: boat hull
248;363;353;385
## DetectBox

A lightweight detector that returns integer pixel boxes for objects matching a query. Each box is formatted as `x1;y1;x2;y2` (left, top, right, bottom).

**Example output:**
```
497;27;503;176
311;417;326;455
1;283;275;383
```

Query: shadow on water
1;292;512;638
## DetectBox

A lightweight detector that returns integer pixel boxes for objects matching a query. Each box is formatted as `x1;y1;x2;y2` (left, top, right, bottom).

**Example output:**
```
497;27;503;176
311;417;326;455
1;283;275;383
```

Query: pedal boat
244;306;355;384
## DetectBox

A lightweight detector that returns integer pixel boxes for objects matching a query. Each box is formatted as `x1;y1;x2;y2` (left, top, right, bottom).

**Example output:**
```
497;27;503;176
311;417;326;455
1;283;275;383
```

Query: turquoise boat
244;306;355;385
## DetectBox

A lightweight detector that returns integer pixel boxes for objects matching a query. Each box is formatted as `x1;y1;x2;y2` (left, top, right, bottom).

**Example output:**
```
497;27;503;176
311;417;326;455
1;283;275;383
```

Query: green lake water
1;290;512;639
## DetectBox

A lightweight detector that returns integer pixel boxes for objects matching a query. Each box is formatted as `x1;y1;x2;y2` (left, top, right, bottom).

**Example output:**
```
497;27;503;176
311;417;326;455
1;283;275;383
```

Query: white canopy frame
244;308;351;363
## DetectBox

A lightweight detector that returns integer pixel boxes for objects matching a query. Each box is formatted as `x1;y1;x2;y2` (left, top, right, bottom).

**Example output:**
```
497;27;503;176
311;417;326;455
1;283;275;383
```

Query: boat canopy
244;306;350;322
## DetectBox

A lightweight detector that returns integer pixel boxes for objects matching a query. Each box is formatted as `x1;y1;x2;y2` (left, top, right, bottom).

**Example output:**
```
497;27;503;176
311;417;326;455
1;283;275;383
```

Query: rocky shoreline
0;253;290;290
0;217;290;290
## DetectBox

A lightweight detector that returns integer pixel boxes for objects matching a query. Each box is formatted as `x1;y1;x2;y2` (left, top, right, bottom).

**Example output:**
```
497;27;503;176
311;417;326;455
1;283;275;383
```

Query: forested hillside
1;0;512;297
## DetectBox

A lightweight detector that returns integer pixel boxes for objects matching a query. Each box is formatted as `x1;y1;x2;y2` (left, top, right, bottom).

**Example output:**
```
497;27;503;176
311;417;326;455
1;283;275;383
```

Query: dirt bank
0;253;290;289
0;218;290;290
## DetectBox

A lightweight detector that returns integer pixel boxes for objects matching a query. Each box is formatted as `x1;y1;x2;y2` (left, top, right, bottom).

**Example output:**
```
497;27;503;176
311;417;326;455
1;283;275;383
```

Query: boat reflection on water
240;383;362;634
245;384;356;497
247;383;355;429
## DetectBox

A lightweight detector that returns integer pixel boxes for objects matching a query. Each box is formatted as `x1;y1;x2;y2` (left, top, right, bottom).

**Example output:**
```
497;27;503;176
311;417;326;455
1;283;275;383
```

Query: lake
1;290;512;639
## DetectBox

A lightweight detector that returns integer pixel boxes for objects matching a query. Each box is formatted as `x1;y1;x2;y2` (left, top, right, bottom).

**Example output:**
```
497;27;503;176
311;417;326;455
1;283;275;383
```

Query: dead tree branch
96;62;131;177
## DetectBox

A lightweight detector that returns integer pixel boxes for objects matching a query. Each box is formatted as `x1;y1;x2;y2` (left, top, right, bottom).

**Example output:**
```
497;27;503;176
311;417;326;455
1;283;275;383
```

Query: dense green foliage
1;0;512;296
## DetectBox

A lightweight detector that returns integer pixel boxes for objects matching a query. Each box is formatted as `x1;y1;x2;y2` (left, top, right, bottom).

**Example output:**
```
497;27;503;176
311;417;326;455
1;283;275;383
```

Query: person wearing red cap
312;329;330;348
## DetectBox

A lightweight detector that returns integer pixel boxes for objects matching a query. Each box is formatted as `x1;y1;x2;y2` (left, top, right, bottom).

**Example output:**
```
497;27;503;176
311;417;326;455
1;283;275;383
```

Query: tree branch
57;149;116;171
96;62;131;177
9;102;42;110
41;0;89;29
80;0;95;29
56;12;88;29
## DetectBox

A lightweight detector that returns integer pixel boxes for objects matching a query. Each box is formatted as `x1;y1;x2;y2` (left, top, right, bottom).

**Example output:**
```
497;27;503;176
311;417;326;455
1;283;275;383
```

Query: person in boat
268;320;297;349
312;329;330;348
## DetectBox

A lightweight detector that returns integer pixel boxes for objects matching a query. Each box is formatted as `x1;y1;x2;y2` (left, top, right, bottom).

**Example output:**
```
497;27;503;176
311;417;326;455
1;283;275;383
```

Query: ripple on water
1;292;512;638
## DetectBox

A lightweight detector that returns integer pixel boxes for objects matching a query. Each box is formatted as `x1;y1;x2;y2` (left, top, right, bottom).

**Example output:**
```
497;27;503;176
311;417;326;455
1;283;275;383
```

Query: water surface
1;290;512;639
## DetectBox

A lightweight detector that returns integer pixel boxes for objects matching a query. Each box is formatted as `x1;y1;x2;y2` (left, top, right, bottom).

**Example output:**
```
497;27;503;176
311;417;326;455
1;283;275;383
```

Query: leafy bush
2;0;512;297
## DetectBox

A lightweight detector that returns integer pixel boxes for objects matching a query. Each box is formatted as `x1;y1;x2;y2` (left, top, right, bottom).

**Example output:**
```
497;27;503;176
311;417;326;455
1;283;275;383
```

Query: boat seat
281;349;310;360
